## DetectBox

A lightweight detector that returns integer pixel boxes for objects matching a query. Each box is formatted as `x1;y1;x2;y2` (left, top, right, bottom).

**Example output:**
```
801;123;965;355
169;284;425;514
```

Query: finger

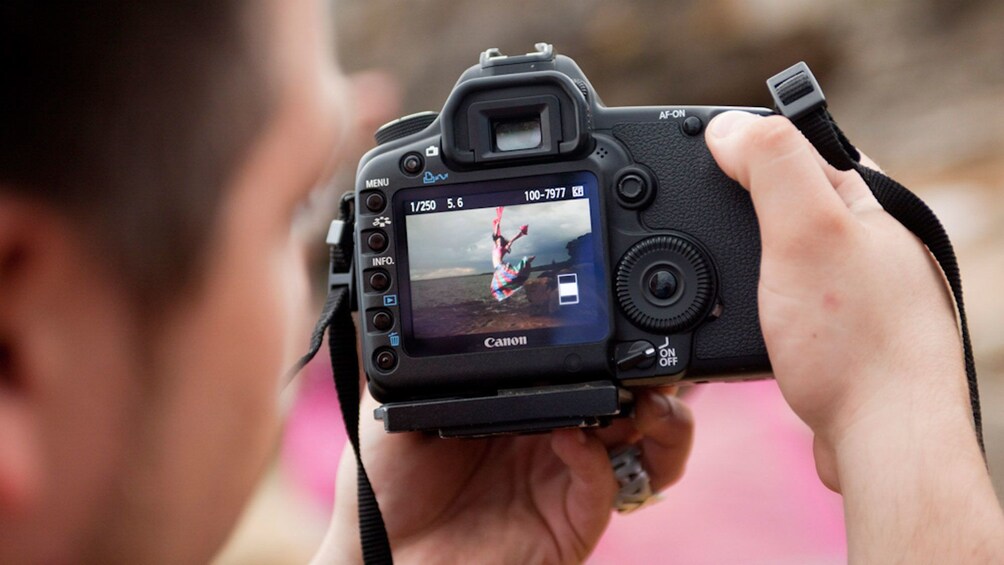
805;144;882;214
706;112;854;258
551;429;618;540
652;385;679;397
591;386;679;446
590;416;642;447
858;151;884;173
632;390;694;492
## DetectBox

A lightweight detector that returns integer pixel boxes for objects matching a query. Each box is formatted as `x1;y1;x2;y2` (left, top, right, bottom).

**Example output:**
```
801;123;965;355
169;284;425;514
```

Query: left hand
319;387;693;564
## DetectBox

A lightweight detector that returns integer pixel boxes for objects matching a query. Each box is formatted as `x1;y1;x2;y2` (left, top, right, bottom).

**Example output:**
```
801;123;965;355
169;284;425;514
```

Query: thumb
705;111;853;260
550;429;616;553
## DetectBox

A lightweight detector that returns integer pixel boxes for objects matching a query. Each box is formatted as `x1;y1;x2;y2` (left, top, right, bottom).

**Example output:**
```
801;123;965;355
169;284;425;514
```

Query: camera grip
612;121;768;368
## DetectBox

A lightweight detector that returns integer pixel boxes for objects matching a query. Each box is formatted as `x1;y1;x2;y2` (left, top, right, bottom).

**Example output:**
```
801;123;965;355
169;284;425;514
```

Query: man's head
0;0;349;561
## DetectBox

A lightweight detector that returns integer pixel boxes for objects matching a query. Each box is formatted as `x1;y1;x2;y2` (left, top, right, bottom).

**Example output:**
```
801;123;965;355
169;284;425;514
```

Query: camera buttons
374;348;398;372
400;152;424;175
682;116;704;136
368;269;391;292
364;191;387;213
614;166;656;209
616;235;715;333
646;269;679;301
366;230;389;253
617;174;646;202
372;310;394;332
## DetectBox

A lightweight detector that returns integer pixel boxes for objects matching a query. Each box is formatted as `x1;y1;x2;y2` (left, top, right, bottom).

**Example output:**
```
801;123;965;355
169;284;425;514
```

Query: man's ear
0;198;42;515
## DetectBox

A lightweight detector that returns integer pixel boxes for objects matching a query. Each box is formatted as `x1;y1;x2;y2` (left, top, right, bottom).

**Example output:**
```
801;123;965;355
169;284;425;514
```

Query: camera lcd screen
394;171;610;356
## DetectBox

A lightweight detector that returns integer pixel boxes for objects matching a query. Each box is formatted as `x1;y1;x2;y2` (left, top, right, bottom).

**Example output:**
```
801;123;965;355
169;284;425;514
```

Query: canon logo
483;336;528;348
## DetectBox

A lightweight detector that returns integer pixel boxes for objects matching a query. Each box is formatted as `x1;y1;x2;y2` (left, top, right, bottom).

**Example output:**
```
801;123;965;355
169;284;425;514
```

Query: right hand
704;111;977;487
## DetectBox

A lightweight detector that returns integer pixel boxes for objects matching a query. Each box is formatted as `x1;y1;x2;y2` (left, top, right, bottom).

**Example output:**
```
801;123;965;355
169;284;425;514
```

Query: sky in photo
405;199;592;280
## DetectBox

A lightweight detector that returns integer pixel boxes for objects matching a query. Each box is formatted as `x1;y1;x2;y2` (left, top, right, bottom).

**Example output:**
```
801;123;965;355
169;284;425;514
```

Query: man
0;1;690;562
1;2;1001;565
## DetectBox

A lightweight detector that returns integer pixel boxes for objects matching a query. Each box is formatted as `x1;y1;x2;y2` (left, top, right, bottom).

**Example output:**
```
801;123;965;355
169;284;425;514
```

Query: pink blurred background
276;362;845;564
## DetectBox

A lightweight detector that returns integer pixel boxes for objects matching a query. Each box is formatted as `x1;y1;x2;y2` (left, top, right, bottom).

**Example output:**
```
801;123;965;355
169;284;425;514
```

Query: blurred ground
215;0;1004;562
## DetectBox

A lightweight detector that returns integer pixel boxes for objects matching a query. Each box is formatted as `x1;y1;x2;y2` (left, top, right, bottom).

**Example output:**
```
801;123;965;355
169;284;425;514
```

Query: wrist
831;381;983;481
821;372;1003;562
810;354;975;459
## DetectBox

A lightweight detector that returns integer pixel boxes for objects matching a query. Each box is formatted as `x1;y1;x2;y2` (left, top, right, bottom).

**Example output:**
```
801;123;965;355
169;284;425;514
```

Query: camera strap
768;63;984;453
288;195;395;564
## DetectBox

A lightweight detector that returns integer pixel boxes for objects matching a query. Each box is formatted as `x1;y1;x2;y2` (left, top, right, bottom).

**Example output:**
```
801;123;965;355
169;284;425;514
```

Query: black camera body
347;44;772;436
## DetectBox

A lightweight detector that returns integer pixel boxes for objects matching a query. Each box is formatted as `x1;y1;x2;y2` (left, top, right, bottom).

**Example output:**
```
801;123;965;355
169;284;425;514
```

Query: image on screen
407;198;595;338
395;172;608;354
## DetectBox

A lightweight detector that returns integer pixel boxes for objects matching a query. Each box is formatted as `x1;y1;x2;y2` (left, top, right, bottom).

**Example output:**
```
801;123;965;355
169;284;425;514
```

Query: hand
320;388;692;564
705;111;974;478
705;111;1004;562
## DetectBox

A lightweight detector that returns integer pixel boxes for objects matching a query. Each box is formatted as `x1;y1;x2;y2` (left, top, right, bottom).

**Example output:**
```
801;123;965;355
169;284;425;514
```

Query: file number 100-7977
524;187;565;202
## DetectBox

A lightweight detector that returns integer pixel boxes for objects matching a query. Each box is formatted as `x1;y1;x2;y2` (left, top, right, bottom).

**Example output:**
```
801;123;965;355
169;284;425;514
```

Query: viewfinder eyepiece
493;117;543;152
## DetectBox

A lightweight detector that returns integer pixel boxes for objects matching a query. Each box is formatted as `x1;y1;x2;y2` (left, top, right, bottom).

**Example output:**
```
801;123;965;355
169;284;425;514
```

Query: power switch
616;341;657;371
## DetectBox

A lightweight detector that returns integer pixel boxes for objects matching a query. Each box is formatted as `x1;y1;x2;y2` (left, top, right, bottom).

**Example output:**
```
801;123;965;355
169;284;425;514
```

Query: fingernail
708;111;758;139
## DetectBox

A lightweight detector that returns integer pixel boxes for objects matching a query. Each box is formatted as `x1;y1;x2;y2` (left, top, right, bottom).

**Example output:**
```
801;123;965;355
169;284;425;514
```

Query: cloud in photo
406;199;592;280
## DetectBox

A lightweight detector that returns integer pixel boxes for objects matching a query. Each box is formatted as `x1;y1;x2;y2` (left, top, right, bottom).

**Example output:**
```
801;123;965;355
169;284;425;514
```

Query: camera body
349;44;771;436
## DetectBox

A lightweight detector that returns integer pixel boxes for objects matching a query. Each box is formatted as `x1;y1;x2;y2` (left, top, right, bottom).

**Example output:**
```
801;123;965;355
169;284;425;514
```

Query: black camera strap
288;195;395;564
768;63;984;453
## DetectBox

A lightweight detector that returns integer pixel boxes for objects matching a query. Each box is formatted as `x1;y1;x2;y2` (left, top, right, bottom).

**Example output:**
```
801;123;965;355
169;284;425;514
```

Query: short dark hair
0;1;270;299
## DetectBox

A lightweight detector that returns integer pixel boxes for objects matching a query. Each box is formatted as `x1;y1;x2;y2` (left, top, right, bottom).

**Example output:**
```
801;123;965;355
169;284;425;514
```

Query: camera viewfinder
493;117;543;152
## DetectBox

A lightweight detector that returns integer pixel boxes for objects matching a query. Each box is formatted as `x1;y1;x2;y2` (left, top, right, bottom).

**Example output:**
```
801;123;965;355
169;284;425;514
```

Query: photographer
1;1;689;562
1;2;1000;565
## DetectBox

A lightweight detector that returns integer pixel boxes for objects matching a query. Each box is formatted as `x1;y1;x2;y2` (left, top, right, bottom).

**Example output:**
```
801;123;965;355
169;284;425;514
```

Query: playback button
367;269;391;292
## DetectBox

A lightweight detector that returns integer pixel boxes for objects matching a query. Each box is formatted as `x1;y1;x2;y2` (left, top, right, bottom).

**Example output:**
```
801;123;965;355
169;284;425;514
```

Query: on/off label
658;338;678;367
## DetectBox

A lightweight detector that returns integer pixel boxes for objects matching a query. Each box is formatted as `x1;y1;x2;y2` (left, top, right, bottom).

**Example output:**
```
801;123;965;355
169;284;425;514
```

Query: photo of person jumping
404;197;593;338
491;206;535;301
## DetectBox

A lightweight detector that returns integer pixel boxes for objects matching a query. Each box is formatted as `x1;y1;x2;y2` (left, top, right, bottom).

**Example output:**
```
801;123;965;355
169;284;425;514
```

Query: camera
344;44;772;437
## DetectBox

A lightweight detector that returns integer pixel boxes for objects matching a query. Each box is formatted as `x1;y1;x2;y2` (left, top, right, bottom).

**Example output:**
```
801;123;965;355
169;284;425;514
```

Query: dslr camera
342;44;775;437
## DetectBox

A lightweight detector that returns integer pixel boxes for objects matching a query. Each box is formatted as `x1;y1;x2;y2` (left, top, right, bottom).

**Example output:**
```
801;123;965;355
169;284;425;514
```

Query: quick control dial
616;235;716;333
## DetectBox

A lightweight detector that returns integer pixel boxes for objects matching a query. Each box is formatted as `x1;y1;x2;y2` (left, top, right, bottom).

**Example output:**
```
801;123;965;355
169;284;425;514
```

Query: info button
367;269;391;292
